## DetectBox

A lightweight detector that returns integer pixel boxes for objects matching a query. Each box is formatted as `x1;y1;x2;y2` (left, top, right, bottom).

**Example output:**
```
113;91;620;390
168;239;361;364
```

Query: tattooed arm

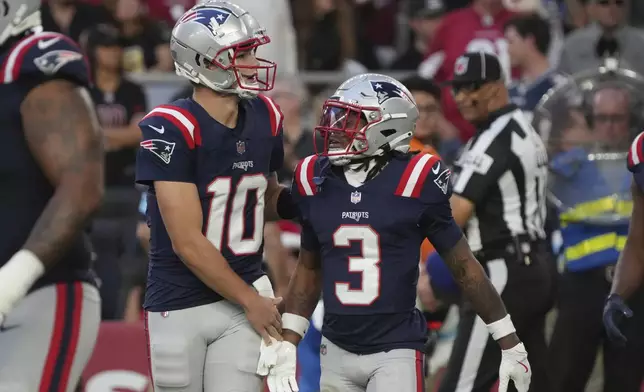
21;80;104;266
439;236;521;349
282;247;323;345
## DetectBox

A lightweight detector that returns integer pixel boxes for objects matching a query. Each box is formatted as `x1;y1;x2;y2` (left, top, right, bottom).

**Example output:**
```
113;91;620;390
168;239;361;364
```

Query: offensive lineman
0;0;104;390
604;131;644;343
135;2;300;391
265;74;532;392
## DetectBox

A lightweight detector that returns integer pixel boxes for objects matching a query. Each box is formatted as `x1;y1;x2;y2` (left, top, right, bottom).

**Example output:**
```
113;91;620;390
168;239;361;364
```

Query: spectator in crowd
391;0;446;70
297;0;375;73
108;0;173;72
506;13;568;119
231;0;299;75
268;74;316;183
146;0;197;26
419;0;515;142
558;0;644;75
85;24;147;320
41;0;114;43
401;76;461;165
548;85;644;392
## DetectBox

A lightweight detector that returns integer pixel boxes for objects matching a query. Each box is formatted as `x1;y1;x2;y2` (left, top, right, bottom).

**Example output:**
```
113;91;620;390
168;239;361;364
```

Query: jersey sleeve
257;94;285;173
3;32;90;88
290;156;321;251
416;158;464;255
628;131;644;191
135;105;202;186
451;145;508;204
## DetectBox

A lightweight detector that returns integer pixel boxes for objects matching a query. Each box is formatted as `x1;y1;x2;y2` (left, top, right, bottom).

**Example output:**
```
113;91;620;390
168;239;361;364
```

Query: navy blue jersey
135;95;284;312
292;153;463;354
0;31;94;290
628;131;644;192
509;70;567;119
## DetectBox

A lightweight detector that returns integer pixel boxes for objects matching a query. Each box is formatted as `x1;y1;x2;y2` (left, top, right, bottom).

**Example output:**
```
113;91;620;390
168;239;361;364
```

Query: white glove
266;341;299;392
498;342;531;392
257;337;280;376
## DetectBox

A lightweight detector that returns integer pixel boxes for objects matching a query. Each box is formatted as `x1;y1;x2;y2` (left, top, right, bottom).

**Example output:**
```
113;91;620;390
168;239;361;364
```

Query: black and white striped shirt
452;105;548;252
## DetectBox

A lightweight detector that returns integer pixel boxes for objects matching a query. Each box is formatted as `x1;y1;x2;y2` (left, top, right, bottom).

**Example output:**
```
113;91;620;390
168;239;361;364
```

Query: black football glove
603;293;633;345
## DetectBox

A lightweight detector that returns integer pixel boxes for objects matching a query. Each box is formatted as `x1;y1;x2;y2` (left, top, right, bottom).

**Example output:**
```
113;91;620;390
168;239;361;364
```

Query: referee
437;52;555;392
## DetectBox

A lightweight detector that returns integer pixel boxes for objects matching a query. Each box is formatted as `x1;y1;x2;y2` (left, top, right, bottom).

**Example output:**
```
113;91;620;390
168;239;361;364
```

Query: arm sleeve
135;117;196;185
451;149;508;204
418;159;464;255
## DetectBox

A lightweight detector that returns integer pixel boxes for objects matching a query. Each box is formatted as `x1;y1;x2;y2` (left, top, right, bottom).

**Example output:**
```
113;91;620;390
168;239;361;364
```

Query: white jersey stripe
145;107;196;142
630;132;644;166
299;156;315;196
401;154;432;197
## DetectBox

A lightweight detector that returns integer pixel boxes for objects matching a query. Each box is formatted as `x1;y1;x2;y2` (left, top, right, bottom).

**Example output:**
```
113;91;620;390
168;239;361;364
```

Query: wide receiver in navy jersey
0;0;104;390
264;74;532;392
135;2;300;391
604;131;644;343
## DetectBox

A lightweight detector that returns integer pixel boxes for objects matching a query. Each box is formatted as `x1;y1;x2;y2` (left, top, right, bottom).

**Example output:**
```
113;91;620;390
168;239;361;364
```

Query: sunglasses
597;0;625;6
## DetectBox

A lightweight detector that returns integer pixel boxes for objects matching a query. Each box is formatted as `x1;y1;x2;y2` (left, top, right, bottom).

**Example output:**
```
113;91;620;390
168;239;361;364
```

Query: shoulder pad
293;155;322;196
395;153;442;198
627;131;644;173
2;32;89;86
140;103;202;149
256;94;284;137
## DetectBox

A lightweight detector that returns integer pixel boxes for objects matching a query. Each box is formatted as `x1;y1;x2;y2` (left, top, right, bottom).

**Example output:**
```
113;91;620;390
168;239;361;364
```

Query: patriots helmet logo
34;50;83;75
370;81;412;104
140;139;176;164
179;7;231;33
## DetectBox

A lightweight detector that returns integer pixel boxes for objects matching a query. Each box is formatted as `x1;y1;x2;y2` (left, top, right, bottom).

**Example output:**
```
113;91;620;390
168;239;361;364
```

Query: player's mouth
328;132;351;150
240;73;258;84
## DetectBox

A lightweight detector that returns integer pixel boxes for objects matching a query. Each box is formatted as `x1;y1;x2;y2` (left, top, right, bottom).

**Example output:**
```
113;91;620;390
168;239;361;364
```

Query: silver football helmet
315;73;418;166
171;1;276;98
0;0;43;47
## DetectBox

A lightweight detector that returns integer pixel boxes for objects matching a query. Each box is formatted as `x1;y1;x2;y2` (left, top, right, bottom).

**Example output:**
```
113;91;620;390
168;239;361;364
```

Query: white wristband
282;313;310;338
486;314;516;341
0;250;45;313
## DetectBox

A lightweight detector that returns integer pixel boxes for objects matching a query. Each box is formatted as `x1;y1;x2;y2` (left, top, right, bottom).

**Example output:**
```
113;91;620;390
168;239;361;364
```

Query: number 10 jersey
292;153;463;354
135;96;284;312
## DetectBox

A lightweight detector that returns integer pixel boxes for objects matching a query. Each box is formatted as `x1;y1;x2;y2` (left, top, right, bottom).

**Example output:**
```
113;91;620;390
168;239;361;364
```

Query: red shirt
424;7;515;141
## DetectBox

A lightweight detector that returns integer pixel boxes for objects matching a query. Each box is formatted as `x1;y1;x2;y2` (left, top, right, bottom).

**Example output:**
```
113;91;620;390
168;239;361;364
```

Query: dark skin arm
610;182;644;299
439;236;521;349
282;248;323;345
20;80;104;266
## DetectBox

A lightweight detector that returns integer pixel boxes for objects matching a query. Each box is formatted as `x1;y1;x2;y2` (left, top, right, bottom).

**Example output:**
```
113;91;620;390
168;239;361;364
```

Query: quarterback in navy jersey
264;74;532;392
604;131;644;343
135;2;299;391
0;0;104;390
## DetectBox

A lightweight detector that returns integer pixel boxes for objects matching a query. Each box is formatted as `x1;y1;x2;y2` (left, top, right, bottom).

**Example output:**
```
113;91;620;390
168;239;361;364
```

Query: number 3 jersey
292;153;463;354
135;96;284;312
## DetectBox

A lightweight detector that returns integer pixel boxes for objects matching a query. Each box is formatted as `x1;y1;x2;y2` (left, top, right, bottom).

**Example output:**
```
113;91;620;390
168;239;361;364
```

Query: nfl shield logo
350;191;362;204
236;140;246;155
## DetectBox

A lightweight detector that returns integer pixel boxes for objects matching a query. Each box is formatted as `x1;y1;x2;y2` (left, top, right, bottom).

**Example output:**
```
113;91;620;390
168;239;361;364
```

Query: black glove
603;293;633;344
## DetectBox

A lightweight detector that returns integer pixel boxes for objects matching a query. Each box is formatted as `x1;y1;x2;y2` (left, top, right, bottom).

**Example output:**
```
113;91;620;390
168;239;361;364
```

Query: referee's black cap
443;52;504;86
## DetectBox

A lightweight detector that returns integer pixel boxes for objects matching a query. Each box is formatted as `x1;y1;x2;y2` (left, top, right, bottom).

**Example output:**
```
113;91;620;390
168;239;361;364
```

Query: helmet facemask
206;36;276;98
314;100;382;166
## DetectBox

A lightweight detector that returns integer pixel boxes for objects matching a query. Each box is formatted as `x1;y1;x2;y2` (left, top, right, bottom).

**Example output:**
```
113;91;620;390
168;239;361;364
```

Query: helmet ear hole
380;129;396;137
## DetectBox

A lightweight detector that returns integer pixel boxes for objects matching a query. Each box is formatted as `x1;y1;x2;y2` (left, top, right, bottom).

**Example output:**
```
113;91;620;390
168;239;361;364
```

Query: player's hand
603;293;633;344
266;341;299;392
498;342;531;392
245;295;283;344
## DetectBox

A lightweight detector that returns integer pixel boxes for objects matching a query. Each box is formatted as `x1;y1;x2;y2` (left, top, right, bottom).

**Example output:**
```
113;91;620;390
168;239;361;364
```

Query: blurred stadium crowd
49;0;644;390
